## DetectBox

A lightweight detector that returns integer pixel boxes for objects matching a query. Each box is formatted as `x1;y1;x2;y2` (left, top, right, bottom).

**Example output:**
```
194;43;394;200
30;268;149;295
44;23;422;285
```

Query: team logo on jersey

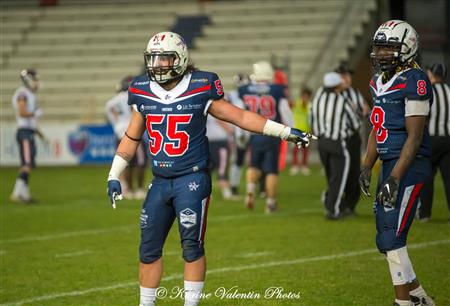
188;181;200;191
180;208;197;229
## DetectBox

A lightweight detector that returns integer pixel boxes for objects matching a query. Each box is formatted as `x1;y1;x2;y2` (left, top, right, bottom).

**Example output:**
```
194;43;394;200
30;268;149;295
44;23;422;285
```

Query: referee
336;64;370;214
310;72;361;219
419;62;450;221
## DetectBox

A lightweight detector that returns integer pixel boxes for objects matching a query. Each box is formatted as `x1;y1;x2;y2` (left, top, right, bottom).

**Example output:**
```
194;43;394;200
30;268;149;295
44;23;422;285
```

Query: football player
106;32;316;306
105;75;148;200
360;20;435;306
10;69;46;203
240;61;294;213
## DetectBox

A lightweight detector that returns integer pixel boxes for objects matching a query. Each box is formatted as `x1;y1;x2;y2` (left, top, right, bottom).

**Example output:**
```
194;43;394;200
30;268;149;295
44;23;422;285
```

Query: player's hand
34;108;43;118
107;179;123;209
286;128;317;148
359;165;372;196
377;176;399;208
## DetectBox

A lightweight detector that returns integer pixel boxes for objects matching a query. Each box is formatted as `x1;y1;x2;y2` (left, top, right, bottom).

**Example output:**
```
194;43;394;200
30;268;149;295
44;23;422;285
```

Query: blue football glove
107;179;123;209
377;176;399;208
285;128;317;148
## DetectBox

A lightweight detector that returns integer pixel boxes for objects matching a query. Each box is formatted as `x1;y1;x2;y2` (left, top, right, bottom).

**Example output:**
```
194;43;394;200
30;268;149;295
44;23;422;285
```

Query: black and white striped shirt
342;87;366;118
310;87;361;140
429;82;450;137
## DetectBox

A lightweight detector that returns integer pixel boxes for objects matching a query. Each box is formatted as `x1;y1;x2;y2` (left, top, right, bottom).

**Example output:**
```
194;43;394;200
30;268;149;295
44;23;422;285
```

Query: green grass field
1;165;449;306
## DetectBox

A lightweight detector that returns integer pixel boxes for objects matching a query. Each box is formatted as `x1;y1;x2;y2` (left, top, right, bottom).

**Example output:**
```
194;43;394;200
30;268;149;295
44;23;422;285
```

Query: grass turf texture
1;165;449;306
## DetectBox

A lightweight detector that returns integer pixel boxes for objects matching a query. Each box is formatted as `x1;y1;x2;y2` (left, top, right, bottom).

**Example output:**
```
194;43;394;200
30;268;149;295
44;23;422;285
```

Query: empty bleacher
1;0;376;122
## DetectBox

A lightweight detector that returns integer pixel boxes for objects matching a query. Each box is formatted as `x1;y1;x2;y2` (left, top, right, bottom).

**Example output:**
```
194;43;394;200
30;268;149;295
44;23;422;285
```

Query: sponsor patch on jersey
140;105;157;111
176;103;203;111
180;208;197;229
162;107;172;112
134;81;150;86
191;78;208;84
153;160;173;168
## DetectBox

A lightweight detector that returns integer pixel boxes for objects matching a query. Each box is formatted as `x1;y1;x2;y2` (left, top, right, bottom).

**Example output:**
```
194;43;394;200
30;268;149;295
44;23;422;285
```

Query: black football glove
359;166;372;196
377;176;399;208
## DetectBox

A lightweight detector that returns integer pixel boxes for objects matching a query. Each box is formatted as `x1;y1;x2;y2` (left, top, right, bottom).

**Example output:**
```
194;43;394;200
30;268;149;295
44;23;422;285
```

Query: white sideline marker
2;239;449;306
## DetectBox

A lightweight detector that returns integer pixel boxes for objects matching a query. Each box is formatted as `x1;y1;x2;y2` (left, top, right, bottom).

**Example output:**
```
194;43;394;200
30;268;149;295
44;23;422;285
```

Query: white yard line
237;251;274;258
54;250;93;258
0;209;322;245
0;225;135;245
2;239;448;306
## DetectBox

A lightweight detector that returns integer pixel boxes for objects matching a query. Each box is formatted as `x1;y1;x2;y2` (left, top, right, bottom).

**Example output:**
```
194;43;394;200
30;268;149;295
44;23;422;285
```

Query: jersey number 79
146;114;192;156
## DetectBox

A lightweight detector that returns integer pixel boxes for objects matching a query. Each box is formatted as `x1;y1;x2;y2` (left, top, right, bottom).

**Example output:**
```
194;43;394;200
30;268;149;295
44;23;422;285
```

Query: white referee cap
323;72;342;88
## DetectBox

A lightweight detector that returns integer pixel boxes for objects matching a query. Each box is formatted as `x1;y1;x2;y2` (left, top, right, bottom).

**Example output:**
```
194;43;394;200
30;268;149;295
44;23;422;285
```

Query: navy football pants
374;157;431;253
139;171;212;263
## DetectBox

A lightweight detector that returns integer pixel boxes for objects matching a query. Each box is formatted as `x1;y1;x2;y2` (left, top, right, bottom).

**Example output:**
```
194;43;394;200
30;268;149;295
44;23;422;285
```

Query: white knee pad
386;246;416;285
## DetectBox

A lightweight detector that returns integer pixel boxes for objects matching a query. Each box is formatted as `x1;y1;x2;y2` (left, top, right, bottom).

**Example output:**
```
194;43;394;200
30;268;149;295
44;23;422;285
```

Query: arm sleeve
404;71;432;116
204;73;225;115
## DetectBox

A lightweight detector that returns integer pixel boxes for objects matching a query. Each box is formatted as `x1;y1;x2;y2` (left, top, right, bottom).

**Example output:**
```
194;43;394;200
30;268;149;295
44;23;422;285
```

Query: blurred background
1;0;448;166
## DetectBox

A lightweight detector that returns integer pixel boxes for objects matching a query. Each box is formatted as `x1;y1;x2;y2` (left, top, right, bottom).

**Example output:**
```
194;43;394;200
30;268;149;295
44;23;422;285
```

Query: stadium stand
1;0;376;122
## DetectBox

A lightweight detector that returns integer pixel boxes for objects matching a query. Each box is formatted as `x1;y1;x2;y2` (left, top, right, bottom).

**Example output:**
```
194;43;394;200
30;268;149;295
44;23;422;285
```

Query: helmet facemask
370;42;402;72
144;51;182;84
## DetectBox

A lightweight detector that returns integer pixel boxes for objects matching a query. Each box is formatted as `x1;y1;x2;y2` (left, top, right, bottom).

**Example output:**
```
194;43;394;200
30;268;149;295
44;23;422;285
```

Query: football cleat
410;295;435;306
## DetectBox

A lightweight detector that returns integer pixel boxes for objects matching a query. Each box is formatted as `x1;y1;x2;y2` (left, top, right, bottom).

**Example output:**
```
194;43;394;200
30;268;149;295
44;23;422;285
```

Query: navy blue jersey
128;71;224;178
369;68;433;160
238;83;287;148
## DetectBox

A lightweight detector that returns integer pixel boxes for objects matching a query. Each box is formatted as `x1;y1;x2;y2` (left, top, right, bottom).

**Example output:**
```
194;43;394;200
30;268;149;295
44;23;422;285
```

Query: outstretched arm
208;98;316;147
208;99;267;133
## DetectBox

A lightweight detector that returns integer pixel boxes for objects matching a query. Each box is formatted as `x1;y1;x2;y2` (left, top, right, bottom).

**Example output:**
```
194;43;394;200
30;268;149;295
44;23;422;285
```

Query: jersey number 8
370;106;388;143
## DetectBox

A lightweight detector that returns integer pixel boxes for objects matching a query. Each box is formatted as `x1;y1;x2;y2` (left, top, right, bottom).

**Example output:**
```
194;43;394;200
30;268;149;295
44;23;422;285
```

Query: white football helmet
252;61;274;82
144;31;189;83
20;68;39;91
370;20;419;72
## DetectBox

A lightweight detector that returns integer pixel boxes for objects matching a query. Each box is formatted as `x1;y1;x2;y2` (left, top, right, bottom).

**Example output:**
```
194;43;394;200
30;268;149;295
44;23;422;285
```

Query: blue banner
68;124;116;164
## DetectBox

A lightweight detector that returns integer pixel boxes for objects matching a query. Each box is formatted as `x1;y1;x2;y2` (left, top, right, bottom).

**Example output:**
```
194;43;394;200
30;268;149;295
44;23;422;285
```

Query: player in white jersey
105;76;148;199
206;114;236;200
226;74;251;196
10;69;45;203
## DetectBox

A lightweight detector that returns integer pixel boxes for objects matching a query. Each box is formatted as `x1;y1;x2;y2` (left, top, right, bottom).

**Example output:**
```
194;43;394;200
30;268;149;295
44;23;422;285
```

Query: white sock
184;280;204;306
139;286;157;306
266;197;276;207
246;183;256;194
394;299;413;306
222;187;232;199
11;178;22;197
410;285;427;297
229;164;242;187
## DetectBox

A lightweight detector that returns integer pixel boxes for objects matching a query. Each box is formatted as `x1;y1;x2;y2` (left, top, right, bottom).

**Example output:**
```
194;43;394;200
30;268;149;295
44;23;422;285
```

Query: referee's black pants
342;133;361;212
419;136;450;218
318;137;356;217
